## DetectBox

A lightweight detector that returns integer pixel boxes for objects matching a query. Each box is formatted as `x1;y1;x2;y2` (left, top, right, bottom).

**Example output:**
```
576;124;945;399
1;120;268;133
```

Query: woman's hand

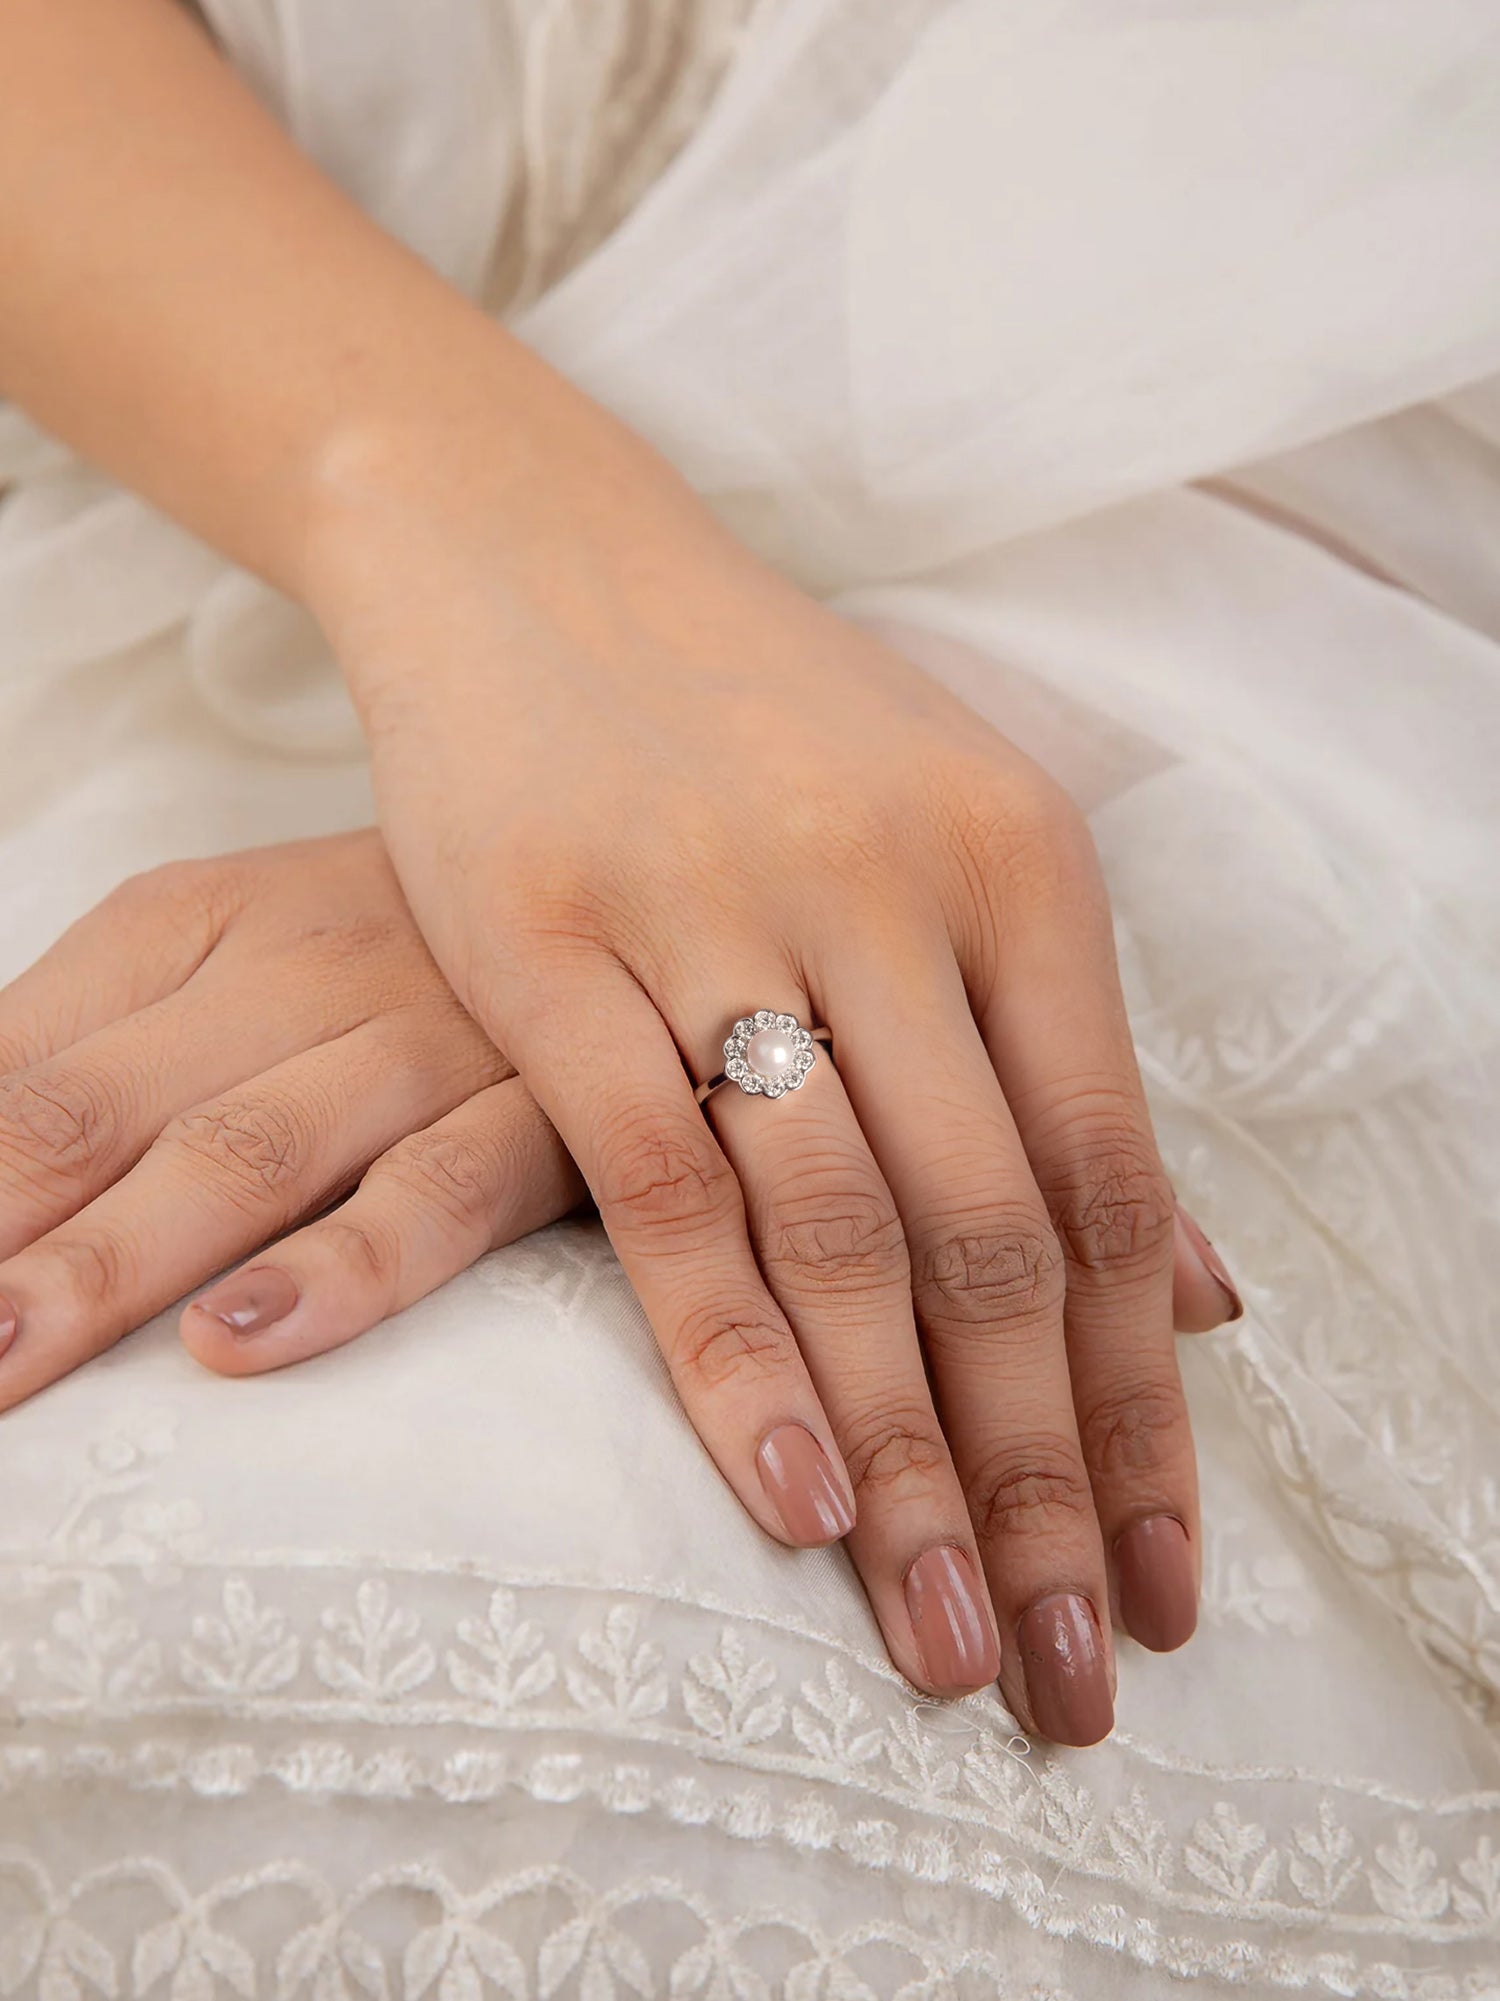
0;830;1232;1411
0;0;1239;1742
0;820;1236;1738
306;408;1243;1745
0;831;585;1394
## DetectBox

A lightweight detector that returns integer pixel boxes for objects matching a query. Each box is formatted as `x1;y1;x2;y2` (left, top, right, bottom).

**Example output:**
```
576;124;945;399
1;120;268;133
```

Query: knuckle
948;765;1095;895
35;1227;134;1320
760;1180;909;1301
375;1128;498;1227
840;1411;952;1504
1048;1137;1174;1277
931;766;1102;977
163;1097;311;1204
672;1302;796;1390
913;1210;1065;1334
1078;1376;1187;1480
284;911;407;963
317;1214;398;1290
596;1105;740;1243
0;1070;120;1181
966;1442;1096;1547
109;857;215;911
1003;814;1099;918
106;857;234;936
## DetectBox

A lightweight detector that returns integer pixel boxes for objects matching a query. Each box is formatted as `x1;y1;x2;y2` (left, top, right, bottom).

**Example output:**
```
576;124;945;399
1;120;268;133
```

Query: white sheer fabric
0;2;1498;1994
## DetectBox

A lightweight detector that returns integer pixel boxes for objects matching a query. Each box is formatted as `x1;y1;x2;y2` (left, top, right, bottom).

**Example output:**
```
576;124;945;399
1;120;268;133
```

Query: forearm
0;0;675;616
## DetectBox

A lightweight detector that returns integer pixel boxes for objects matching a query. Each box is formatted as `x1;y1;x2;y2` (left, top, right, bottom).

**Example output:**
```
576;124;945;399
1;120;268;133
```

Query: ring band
694;1008;833;1105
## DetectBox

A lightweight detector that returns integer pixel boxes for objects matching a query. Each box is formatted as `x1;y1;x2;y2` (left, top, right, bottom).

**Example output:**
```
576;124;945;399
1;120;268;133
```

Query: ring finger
679;975;1002;1700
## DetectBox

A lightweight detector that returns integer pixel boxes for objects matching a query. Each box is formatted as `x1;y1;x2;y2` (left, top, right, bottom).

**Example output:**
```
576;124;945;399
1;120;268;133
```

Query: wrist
293;330;707;671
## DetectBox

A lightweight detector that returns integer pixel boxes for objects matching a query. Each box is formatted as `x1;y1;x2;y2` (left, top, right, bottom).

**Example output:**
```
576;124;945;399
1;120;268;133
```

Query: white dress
0;3;1498;1995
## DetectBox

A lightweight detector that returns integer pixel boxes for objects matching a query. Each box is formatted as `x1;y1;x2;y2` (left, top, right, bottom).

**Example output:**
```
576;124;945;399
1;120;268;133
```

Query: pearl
745;1027;796;1080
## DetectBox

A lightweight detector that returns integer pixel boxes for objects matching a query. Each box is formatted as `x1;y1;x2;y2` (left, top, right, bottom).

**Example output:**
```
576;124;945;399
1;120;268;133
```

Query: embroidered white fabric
0;2;1498;1994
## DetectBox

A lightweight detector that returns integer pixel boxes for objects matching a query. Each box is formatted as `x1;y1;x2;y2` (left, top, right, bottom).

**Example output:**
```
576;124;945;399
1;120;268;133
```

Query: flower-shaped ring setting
693;1009;833;1106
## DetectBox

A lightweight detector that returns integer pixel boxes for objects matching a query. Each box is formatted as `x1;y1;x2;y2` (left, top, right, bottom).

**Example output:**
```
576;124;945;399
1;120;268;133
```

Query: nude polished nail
1018;1591;1114;1745
756;1424;855;1544
1116;1514;1198;1652
1176;1205;1243;1323
0;1296;15;1357
190;1266;299;1338
905;1544;1001;1694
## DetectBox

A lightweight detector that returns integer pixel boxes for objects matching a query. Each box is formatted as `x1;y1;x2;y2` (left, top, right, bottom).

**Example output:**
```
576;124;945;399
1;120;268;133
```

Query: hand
0;831;585;1399
0;831;1231;1410
307;408;1245;1744
2;0;1236;1742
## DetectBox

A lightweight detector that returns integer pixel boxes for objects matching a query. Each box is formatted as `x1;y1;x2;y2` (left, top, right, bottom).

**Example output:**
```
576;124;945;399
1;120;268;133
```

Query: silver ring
694;1008;833;1106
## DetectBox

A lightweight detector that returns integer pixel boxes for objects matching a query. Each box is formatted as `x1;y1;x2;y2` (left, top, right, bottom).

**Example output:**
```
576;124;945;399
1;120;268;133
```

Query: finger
814;915;1114;1743
492;948;856;1552
687;995;1000;1699
1173;1205;1243;1333
0;943;414;1259
0;1018;497;1411
975;795;1200;1660
181;1077;584;1374
0;861;230;1073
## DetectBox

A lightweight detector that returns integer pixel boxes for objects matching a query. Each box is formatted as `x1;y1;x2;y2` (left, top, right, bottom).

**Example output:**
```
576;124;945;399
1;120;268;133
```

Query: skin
0;834;584;1393
0;0;1243;1738
0;829;1234;1388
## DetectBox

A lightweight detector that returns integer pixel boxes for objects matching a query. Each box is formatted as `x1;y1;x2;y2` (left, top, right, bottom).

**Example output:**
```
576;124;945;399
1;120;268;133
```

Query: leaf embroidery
404;1919;525;2001
961;1734;1032;1816
1370;1824;1450;1923
1288;1800;1358;1909
538;1913;651;2001
34;1578;161;1705
784;1954;878;2001
668;1932;769;2001
791;1662;883;1766
1453;1834;1500;1924
132;1907;255;2001
315;1581;435;1700
682;1630;783;1748
446;1588;557;1711
565;1606;667;1722
1184;1803;1280;1903
180;1578;299;1696
884;1710;958;1799
1106;1789;1175;1888
277;1914;391;2001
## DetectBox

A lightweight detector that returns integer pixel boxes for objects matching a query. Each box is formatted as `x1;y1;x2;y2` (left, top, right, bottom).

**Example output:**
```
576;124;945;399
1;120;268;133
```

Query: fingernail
1017;1592;1114;1745
904;1544;1001;1694
1176;1205;1243;1323
0;1295;15;1357
756;1423;855;1544
1115;1514;1198;1652
190;1266;300;1339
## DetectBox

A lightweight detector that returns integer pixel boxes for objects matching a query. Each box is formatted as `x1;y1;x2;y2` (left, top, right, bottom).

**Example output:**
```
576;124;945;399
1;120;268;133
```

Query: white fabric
1;1;1499;1994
